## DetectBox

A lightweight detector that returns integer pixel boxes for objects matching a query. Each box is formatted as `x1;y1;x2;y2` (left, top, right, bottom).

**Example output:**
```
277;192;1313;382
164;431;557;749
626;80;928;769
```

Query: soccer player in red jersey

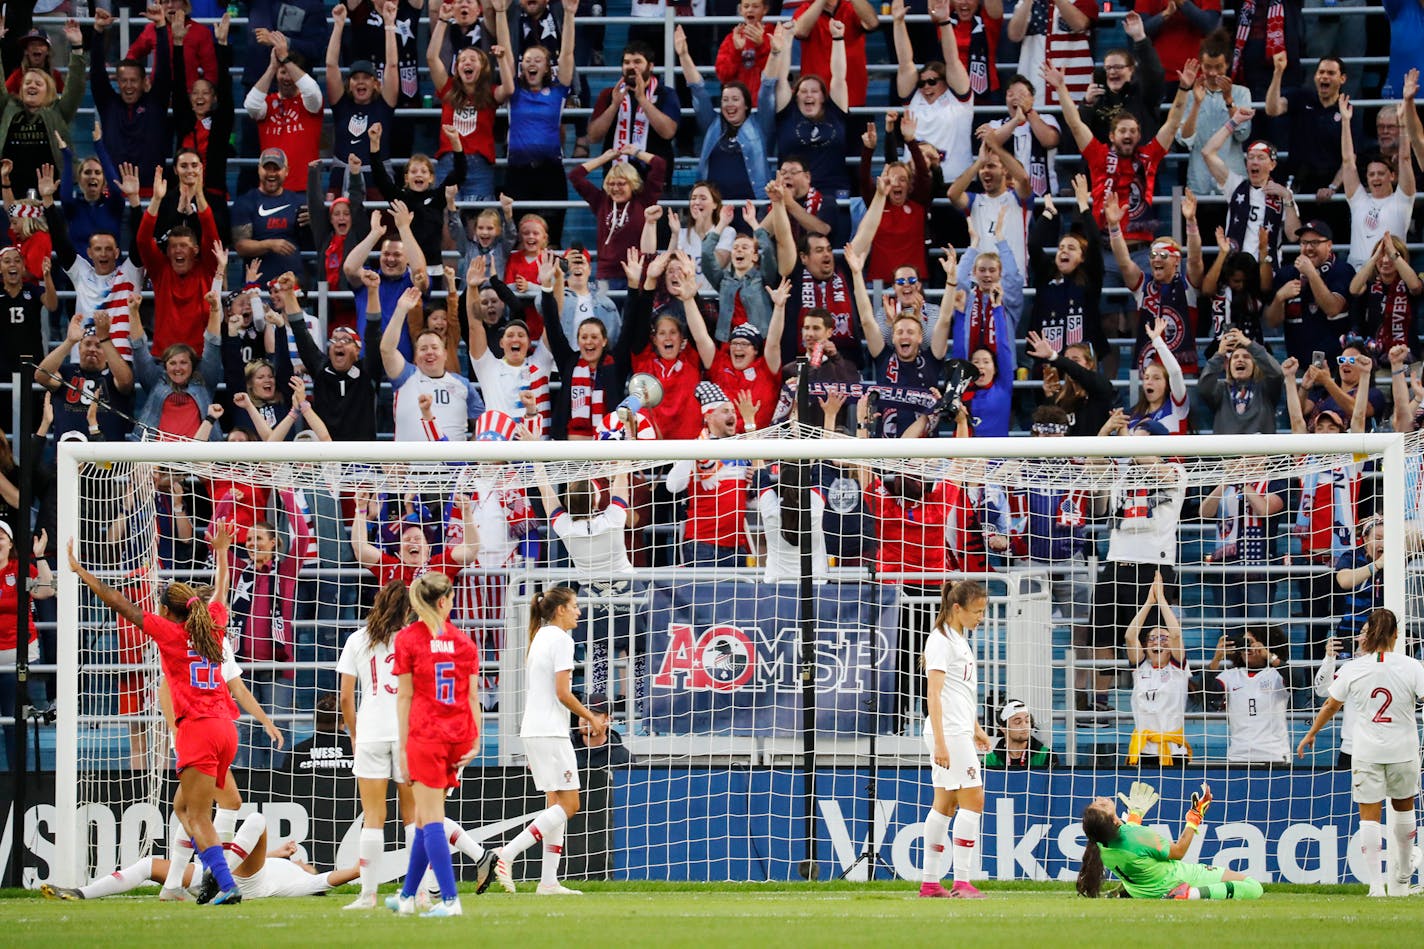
68;527;247;905
389;572;481;917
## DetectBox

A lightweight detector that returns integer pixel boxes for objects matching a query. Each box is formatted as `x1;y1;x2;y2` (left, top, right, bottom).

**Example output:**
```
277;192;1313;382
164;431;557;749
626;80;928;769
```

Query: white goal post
49;431;1414;888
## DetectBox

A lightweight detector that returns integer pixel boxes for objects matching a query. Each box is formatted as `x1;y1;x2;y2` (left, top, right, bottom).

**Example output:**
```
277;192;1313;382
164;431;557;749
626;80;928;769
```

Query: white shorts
924;732;983;791
1352;758;1422;804
354;740;405;782
234;858;332;900
524;736;580;792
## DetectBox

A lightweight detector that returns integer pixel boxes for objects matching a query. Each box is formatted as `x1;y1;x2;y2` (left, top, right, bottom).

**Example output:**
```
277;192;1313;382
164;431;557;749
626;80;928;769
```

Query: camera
933;359;977;421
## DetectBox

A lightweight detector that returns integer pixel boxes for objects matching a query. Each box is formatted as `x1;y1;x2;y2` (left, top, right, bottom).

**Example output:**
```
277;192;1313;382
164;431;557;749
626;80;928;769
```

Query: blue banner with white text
643;580;900;736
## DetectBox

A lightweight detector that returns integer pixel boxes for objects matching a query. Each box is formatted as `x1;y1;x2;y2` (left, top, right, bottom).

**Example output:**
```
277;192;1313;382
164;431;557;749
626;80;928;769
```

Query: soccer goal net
49;427;1419;889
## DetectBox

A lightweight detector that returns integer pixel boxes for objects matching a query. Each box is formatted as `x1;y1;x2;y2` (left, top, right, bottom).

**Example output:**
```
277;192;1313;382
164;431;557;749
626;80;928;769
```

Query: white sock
162;837;194;889
444;818;485;861
226;812;267;870
539;821;565;887
501;805;569;861
1362;820;1384;887
951;809;981;883
214;808;240;843
81;857;154;899
360;827;384;895
1392;810;1417;882
921;810;950;884
1187;887;1202;900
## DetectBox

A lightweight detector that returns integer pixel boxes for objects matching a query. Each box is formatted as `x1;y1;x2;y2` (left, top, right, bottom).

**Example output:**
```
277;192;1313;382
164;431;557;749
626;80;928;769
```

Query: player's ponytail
528;586;576;653
409;572;454;636
1076;804;1120;898
166;581;223;665
1360;607;1400;654
933;579;988;633
367;579;410;647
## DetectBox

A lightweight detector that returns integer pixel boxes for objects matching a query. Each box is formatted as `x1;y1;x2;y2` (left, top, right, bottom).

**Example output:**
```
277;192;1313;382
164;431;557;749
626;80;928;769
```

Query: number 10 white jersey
336;626;400;744
1329;652;1424;765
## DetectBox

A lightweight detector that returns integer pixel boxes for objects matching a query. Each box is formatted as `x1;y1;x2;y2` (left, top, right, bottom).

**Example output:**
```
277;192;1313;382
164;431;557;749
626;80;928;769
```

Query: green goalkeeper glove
1186;783;1214;829
1117;781;1160;824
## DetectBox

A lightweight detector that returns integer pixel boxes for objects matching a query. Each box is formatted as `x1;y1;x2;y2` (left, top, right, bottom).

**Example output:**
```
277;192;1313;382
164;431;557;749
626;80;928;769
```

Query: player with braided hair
1076;781;1265;901
68;529;248;906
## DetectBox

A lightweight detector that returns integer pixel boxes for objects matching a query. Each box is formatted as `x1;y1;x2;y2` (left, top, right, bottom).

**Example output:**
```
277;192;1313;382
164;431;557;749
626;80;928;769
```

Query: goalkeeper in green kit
1076;781;1265;901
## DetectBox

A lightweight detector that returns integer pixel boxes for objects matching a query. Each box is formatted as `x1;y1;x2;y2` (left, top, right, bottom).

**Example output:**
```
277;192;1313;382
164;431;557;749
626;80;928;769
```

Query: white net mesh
58;431;1422;887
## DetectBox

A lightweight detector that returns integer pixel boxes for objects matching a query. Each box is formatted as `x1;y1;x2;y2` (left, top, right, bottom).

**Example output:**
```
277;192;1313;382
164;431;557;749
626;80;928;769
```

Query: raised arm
1339;96;1360;198
891;0;917;100
349;490;385;568
1103;192;1143;288
1265;51;1289;117
844;244;882;359
1154;58;1199;152
66;540;144;628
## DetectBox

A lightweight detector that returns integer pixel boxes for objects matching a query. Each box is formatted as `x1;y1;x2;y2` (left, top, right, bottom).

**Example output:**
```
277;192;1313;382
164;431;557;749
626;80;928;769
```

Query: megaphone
617;373;665;429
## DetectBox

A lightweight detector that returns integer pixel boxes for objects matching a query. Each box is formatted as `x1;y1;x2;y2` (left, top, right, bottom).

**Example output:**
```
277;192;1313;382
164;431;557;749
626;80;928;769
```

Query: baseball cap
20;29;51;48
585;692;611;716
998;700;1029;724
259;148;288;169
1311;408;1346;431
348;59;378;78
1298;219;1333;241
729;323;763;347
1130;419;1171;436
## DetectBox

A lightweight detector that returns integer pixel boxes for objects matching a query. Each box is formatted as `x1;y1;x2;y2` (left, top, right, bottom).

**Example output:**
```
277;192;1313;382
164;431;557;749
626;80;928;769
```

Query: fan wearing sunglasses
1298;339;1386;428
891;0;974;185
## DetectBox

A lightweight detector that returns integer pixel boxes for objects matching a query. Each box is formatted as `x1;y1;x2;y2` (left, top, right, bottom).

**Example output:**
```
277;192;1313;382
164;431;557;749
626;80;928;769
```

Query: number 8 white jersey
1329;652;1424;765
336;627;400;744
923;626;977;738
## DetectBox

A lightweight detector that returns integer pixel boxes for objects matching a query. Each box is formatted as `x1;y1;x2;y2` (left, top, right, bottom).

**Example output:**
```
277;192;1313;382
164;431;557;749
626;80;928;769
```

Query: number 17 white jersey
336;627;400;744
923;626;977;738
1329;652;1424;765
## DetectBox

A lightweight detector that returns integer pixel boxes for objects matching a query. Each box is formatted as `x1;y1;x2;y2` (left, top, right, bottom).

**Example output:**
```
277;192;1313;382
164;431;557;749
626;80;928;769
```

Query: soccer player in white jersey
380;286;484;441
337;579;496;909
44;812;359;902
1125;572;1191;765
1209;628;1289;763
1299;608;1424;896
919;580;992;900
493;587;606;895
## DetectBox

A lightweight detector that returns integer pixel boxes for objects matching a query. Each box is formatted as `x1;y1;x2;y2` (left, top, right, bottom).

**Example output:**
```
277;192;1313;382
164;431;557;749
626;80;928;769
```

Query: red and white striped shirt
471;347;552;436
65;257;141;362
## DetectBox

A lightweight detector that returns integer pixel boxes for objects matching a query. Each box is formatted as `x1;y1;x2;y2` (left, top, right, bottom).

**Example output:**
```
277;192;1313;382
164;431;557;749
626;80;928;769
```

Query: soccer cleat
343;892;379;910
40;884;83;901
948;881;986;899
535;882;583;895
1386;880;1421;897
918;882;952;899
494;855;516;894
474;850;499;895
1166;883;1193;900
423;898;463;917
386;894;417;916
158;887;189;902
210;886;242;906
194;869;219;905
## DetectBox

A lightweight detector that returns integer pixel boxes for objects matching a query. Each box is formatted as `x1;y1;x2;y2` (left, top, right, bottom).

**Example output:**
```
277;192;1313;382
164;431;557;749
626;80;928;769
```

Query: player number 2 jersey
336;626;400;744
1329;651;1424;765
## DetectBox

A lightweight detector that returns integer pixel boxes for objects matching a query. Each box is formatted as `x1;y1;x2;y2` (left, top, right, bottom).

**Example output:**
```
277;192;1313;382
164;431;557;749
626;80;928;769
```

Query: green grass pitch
7;881;1424;947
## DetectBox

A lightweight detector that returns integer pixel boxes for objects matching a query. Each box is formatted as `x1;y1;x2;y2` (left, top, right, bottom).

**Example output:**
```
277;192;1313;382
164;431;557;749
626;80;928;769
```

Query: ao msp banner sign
644;580;900;736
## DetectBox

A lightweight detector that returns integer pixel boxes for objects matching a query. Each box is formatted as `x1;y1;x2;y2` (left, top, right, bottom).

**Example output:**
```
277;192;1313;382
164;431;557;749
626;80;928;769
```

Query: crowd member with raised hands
700;198;784;341
235;376;330;443
1298;338;1385;427
170;10;235;216
1340;95;1416;270
1388;344;1423;434
1265;51;1357;232
244;29;324;193
947;137;1033;278
429;2;515;201
466;255;553;428
343;202;431;362
716;0;773;100
847;243;949;439
307;155;370;332
891;0;974;185
127;0;217;87
383;287;484;442
502;0;579;244
1021;176;1107;368
1046;56;1198;327
369;124;466;268
793;0;878;109
89;11;170;189
1079;13;1165;142
1350;234;1423;359
351;488;482;587
1124;573;1191;766
1105;189;1204;377
1176;29;1252;204
586;40;681;170
623;250;704;440
1121;316;1191;435
1201;231;1271;367
326;2;400;183
1200;108;1299;267
982;76;1061;201
136;171;221;357
0;19;84;198
61;123;128;254
539;252;634;440
677;25;769;203
569;144;666;290
1197;327;1283;434
764;20;853;216
1026;333;1115;438
855;118;934;282
34;311;134;443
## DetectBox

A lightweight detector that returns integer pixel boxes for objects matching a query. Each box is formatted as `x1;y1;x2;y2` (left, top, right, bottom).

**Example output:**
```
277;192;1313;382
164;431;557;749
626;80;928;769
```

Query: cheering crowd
0;0;1421;766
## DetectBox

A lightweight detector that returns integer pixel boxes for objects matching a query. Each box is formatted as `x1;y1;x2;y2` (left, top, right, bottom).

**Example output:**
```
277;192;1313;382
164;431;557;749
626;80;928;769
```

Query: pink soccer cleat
948;881;986;899
918;882;952;899
1166;883;1193;900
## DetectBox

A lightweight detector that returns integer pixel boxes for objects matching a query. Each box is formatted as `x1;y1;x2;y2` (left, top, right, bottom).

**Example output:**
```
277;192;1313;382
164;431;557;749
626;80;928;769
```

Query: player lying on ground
42;812;359;902
1076;781;1264;900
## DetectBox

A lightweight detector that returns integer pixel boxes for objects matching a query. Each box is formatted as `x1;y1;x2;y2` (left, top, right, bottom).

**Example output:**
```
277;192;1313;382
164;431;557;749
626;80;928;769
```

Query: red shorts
174;717;238;789
405;739;469;790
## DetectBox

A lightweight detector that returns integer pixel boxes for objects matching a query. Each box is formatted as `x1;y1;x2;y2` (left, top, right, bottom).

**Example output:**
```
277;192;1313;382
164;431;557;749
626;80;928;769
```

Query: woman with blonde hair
569;146;667;290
